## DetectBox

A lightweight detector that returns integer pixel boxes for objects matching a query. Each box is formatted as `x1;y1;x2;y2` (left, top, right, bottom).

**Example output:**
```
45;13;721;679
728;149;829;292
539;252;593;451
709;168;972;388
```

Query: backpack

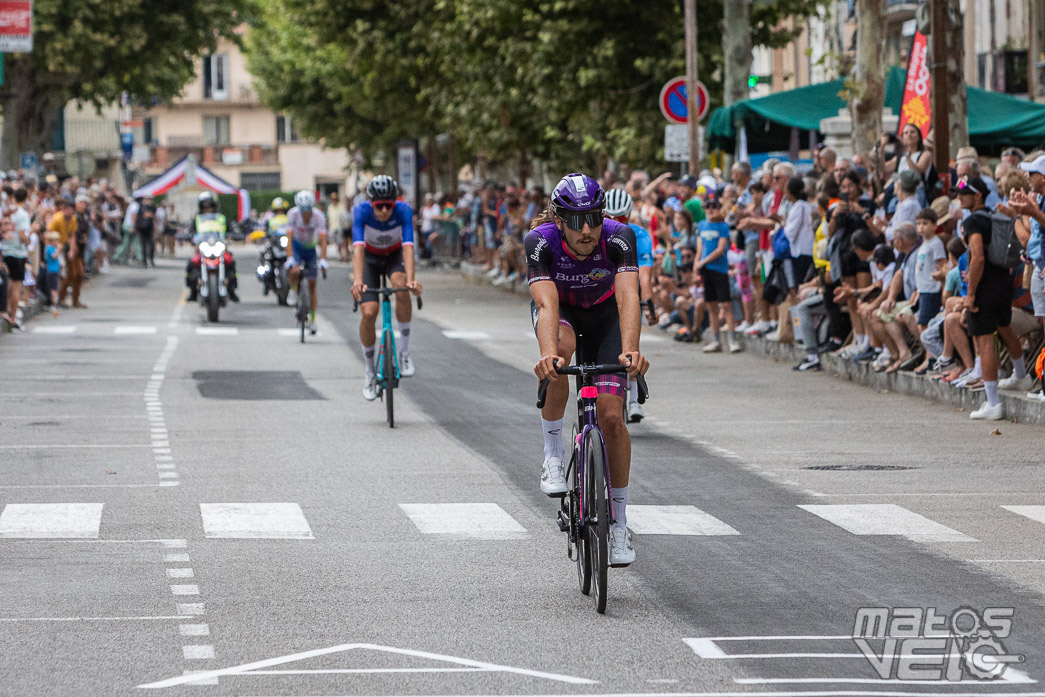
771;227;792;260
973;209;1022;270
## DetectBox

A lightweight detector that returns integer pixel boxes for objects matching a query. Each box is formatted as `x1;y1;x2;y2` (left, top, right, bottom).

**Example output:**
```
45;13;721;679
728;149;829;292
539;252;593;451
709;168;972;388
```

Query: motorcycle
256;225;291;306
195;231;230;322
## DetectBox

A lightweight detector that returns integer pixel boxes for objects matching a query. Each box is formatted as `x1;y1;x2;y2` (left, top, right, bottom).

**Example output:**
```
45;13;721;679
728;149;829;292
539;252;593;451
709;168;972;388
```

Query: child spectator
695;197;739;353
924;237;968;377
44;230;61;317
910;207;947;371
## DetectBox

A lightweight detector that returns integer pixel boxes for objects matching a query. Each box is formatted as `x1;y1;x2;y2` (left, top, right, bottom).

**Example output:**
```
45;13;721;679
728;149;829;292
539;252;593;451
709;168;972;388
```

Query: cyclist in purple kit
526;173;650;566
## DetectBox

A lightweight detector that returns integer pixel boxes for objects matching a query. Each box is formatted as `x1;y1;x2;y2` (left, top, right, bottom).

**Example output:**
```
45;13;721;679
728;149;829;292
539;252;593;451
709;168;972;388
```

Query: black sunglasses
558;209;604;231
372;200;395;212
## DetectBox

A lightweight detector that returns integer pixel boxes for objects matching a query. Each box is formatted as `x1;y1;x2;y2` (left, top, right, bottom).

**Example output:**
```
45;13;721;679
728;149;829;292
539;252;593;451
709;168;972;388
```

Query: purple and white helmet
550;173;605;216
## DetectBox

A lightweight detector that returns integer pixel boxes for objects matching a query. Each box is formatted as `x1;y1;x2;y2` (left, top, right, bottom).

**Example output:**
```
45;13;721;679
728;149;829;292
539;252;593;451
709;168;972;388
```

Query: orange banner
898;31;931;138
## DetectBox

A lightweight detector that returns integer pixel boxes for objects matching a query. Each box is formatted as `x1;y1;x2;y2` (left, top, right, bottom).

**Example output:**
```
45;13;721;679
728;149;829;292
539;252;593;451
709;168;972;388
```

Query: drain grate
192;370;324;401
804;464;916;471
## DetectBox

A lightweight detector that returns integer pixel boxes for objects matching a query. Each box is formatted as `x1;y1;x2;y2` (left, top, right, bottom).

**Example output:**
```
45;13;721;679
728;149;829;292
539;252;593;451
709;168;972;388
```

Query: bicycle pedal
556;510;569;532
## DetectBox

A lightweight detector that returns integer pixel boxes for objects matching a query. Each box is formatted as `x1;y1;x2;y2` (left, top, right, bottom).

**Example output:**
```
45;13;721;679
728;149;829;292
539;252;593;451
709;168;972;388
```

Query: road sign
0;0;33;53
19;151;34;170
658;76;710;124
664;125;705;162
120;132;134;161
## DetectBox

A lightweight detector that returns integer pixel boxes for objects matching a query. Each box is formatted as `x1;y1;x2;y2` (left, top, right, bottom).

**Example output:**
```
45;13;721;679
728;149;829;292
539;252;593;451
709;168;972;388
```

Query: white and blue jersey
628;223;654;268
352;201;415;255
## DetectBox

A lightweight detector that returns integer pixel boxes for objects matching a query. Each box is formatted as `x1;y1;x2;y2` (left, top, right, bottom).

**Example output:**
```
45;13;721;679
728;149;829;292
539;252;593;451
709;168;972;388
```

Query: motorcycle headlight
257;265;267;275
200;241;226;256
279;236;288;248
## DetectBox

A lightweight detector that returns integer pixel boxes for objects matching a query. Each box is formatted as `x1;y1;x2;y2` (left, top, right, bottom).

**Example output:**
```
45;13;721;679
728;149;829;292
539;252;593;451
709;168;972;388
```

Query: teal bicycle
353;274;421;428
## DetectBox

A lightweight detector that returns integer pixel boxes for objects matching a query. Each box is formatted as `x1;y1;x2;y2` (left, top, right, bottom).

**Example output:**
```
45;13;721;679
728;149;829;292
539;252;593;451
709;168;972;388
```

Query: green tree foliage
0;0;247;168
248;0;822;174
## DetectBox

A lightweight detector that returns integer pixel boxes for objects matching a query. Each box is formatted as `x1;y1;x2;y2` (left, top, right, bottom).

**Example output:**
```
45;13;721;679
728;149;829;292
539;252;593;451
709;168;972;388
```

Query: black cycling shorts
360;247;406;303
530;298;626;397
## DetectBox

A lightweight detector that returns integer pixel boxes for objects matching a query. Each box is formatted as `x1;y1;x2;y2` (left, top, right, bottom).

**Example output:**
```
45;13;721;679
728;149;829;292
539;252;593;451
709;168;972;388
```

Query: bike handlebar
352;287;423;313
536;364;649;409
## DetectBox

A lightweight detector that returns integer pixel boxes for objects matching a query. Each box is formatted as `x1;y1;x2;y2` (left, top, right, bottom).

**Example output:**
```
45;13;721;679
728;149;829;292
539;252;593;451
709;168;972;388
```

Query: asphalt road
2;247;1045;697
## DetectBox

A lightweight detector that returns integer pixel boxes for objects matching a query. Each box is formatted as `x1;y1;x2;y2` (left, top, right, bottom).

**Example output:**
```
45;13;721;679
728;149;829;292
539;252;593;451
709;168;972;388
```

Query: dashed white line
170;585;200;596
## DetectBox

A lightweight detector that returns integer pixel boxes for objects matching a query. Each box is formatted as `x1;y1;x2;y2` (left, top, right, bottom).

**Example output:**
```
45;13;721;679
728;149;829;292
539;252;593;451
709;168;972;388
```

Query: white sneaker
492;274;508;286
609;526;636;566
657;313;672;328
540;456;567;497
728;334;742;353
362;372;378;401
969;402;1004;420
1026;390;1045;402
702;339;722;353
485;267;500;278
764;330;779;342
627;401;645;423
506;271;518;283
998;374;1033;391
399;352;415;377
735;321;750;333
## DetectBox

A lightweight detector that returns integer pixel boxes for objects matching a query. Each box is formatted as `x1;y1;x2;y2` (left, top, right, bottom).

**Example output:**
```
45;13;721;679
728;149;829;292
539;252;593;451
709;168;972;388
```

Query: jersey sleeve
525;230;554;285
607;223;639;274
315;210;328;236
632;225;654;268
352;204;366;246
398;203;415;246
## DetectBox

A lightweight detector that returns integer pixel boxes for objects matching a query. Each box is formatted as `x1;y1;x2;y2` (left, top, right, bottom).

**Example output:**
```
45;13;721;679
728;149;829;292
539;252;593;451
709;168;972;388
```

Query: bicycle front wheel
383;329;396;428
298;286;307;343
570;447;592;596
583;430;609;614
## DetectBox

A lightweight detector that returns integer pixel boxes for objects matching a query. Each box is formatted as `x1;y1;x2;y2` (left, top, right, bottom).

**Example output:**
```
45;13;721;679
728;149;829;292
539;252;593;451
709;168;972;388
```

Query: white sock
806;353;819;363
1012;356;1026;379
858;334;869;348
969;356;982;380
362;341;377;374
542;418;564;460
398;322;411;354
611;486;628;529
985;380;1001;407
628;378;639;404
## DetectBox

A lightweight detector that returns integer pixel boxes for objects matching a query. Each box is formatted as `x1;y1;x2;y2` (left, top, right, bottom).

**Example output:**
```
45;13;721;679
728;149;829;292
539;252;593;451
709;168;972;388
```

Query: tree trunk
0;56;66;170
519;149;530;191
722;0;752;108
945;0;969;152
850;0;886;161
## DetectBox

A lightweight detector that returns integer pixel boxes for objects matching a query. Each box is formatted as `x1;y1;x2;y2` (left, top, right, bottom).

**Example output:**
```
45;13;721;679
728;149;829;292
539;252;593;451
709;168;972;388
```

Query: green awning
706;66;1045;154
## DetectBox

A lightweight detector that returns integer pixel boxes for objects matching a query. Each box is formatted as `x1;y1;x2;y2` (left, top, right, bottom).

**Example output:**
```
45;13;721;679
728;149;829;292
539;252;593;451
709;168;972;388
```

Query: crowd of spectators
0;159;177;333
448;135;1044;422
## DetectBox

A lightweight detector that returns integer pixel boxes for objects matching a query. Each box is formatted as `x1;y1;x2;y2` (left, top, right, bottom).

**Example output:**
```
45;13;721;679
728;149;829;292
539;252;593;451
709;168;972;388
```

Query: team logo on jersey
588;268;610;281
610;237;630;252
531;237;548;262
375;233;395;246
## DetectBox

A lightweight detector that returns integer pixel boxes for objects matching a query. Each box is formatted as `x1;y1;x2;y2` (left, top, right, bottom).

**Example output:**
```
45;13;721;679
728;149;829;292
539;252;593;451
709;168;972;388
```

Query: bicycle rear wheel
583;430;609;614
383;329;396;428
297;283;307;343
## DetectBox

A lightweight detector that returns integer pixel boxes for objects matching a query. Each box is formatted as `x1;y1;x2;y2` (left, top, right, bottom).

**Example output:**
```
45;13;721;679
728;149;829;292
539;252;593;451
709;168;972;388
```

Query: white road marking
0;615;184;622
179;624;209;636
0;484;170;489
797;504;976;542
684;638;730;658
31;325;76;334
170;585;200;596
165;553;190;563
176;604;205;615
400;503;528;540
627;505;740;536
181;670;219;685
183;645;215;660
195;327;238;336
1002;505;1045;525
137;642;597;689
114;325;157;335
0;503;103;538
199;503;314;539
277;328;307;337
969;559;1045;563
442;330;492;340
166;569;194;578
736;671;1035;685
248;668;487;675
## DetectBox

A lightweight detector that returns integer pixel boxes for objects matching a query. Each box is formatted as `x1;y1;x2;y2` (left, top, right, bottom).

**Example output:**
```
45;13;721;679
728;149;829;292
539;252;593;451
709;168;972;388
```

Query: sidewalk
458;263;1045;427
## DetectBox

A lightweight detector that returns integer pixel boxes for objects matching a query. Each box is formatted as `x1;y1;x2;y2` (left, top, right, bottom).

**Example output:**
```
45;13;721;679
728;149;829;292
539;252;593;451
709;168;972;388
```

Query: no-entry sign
0;0;32;53
659;76;709;124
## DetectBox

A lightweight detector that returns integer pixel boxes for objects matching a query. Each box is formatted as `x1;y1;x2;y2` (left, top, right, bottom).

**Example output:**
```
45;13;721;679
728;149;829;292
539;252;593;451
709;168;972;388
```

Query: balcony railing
146;144;279;168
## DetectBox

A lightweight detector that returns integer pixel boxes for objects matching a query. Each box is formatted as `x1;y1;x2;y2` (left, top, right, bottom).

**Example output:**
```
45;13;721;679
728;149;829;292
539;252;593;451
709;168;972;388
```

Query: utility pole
931;0;950;192
684;0;699;175
1030;0;1040;100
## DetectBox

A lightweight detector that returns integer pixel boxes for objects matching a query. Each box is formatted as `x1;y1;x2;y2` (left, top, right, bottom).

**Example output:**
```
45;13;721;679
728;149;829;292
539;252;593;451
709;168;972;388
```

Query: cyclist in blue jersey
605;188;656;423
526;173;650;566
284;190;328;335
350;175;423;400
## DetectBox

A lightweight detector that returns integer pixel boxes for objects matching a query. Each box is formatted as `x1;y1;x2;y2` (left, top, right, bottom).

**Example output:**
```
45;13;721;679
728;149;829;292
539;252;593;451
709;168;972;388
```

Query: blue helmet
550;173;605;215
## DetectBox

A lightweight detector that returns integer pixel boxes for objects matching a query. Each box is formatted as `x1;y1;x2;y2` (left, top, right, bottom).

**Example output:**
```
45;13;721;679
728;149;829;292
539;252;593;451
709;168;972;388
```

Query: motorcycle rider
265;197;289;235
186;191;239;302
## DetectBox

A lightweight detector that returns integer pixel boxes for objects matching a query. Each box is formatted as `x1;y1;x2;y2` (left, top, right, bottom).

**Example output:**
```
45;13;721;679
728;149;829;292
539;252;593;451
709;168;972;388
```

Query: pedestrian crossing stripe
199;503;314;539
194;327;239;336
1002;506;1045;525
114;325;158;335
442;330;492;340
627;505;740;535
399;503;528;539
798;504;977;542
30;325;76;334
0;503;104;538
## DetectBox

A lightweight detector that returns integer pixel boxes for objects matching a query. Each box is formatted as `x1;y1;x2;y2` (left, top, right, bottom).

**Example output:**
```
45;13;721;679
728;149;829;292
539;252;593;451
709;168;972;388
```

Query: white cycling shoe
362;372;378;401
399;352;415;377
308;322;317;335
609;526;636;567
627;401;645;423
540;456;567;497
